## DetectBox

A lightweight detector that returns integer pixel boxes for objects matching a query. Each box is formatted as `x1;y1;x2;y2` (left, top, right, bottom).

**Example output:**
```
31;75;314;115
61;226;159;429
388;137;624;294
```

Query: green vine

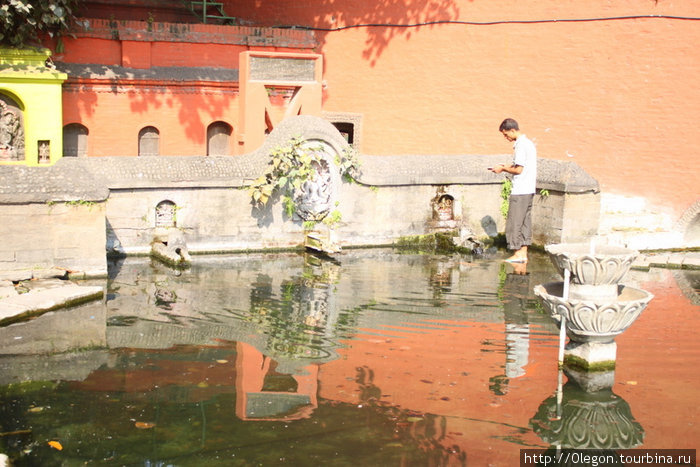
322;209;343;227
336;146;361;182
248;136;361;223
500;178;512;218
249;136;322;208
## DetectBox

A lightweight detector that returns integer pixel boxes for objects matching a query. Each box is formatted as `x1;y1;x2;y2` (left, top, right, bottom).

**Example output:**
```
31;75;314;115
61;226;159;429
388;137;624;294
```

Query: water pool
1;249;698;465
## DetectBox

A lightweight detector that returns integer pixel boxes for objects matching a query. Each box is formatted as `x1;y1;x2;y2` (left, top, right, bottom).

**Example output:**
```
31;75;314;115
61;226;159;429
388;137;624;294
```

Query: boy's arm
490;163;523;175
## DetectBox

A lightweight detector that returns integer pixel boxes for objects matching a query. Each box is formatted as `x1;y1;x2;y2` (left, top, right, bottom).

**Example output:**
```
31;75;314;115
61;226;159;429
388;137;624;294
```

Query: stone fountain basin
534;282;654;342
545;243;638;286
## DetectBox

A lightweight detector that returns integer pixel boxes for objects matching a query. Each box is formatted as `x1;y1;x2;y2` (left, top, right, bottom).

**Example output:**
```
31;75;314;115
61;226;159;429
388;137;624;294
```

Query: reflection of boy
489;118;537;263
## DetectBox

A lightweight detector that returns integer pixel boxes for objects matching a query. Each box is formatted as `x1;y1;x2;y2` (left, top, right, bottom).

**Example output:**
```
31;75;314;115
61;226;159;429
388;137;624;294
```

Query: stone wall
0;161;109;277
0;116;601;276
0;202;107;276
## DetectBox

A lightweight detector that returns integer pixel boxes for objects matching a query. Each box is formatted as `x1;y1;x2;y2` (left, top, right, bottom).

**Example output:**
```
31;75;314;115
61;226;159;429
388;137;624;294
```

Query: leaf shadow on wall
58;63;237;151
228;0;463;66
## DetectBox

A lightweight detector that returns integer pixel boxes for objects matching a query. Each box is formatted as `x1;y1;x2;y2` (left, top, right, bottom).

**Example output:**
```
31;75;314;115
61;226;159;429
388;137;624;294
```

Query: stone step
599;212;672;233
599;229;684;251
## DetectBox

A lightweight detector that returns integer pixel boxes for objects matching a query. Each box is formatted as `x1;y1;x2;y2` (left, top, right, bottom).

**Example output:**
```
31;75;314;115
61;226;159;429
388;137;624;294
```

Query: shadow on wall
481;216;498;238
226;0;461;66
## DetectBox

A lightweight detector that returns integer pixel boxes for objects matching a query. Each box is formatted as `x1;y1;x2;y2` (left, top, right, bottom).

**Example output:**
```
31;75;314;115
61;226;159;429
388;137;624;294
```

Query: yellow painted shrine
0;47;67;166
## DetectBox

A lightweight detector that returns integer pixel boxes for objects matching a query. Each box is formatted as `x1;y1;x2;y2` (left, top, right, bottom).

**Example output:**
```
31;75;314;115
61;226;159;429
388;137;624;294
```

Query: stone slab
0;284;104;323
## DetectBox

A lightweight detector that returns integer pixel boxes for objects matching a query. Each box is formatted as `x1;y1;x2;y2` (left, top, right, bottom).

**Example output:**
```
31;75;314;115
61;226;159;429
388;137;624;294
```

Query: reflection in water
530;381;644;450
235;341;318;421
0;250;697;465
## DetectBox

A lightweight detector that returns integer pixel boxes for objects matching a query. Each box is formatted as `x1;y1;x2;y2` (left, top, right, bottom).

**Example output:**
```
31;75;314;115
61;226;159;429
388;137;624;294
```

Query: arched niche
63;123;89;157
0;92;25;162
155;200;177;228
138;126;160;157
207;121;233;156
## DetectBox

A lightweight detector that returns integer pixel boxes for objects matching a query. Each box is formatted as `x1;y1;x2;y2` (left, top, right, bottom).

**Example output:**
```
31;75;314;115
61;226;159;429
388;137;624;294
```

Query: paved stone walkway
632;251;700;271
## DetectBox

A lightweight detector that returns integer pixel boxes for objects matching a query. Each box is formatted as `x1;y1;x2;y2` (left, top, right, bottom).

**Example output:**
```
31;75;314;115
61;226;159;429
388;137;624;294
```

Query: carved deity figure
294;158;333;221
0;101;24;161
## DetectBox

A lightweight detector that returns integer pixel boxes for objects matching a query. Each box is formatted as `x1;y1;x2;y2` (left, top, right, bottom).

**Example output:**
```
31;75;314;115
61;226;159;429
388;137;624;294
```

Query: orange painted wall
62;79;238;156
222;0;700;219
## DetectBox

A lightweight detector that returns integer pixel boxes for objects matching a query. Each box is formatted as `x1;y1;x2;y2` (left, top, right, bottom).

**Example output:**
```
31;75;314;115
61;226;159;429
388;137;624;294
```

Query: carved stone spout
151;227;191;267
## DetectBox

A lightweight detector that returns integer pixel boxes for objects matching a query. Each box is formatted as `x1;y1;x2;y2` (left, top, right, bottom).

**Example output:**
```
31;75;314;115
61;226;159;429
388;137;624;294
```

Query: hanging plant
248;136;360;223
500;178;512;218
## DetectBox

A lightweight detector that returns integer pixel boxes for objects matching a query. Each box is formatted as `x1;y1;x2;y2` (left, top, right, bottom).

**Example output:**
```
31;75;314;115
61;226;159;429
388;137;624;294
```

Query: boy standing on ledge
489;118;537;263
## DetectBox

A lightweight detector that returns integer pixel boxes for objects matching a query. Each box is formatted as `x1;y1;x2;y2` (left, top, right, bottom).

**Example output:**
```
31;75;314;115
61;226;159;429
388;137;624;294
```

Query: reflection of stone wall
0;300;106;357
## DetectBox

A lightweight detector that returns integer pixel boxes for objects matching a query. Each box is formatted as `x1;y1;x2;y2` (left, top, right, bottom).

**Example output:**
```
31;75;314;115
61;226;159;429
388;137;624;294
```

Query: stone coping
0;115;599;203
358;154;599;192
0;163;110;204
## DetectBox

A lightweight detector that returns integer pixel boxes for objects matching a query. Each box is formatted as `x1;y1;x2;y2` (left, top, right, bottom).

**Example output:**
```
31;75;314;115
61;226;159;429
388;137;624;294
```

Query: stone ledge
631;251;700;270
0;285;104;325
0;116;601;202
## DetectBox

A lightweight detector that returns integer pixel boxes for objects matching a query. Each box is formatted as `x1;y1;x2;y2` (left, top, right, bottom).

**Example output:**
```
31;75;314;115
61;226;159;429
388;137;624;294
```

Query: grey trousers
506;194;534;250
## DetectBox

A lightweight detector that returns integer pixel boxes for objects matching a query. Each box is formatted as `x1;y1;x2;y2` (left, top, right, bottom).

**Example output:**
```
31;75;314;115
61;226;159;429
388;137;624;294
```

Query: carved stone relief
293;141;338;222
0;96;25;161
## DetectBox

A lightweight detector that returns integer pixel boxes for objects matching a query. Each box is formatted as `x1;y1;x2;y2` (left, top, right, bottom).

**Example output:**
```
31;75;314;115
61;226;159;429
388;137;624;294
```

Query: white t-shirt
511;134;537;195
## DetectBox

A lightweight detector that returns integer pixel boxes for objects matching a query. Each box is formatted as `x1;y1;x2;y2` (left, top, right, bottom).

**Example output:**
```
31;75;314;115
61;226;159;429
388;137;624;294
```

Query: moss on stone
563;354;616;372
395;232;471;254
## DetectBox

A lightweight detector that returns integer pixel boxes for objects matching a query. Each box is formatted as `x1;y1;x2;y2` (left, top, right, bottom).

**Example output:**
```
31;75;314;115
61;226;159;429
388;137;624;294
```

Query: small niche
38;140;50;164
434;194;454;221
155;200;176;228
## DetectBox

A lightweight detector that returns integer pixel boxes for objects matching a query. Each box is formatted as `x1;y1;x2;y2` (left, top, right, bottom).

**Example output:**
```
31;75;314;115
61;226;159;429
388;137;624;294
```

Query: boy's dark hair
499;118;519;132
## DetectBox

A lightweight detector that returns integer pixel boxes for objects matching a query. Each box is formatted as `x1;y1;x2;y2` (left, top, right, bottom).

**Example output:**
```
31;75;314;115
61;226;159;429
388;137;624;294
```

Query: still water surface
0;250;698;466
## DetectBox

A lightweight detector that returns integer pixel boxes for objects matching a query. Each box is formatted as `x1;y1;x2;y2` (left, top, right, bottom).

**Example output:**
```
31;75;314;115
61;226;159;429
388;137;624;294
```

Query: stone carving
155;200;176;228
434;194;454;221
294;157;333;221
546;243;637;300
0;100;24;161
530;384;644;449
534;282;653;342
38;140;50;164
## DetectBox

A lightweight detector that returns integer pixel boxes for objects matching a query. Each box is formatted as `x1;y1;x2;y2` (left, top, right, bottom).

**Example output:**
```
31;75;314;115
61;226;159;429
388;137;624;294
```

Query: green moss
563;355;616;372
394;232;471;254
